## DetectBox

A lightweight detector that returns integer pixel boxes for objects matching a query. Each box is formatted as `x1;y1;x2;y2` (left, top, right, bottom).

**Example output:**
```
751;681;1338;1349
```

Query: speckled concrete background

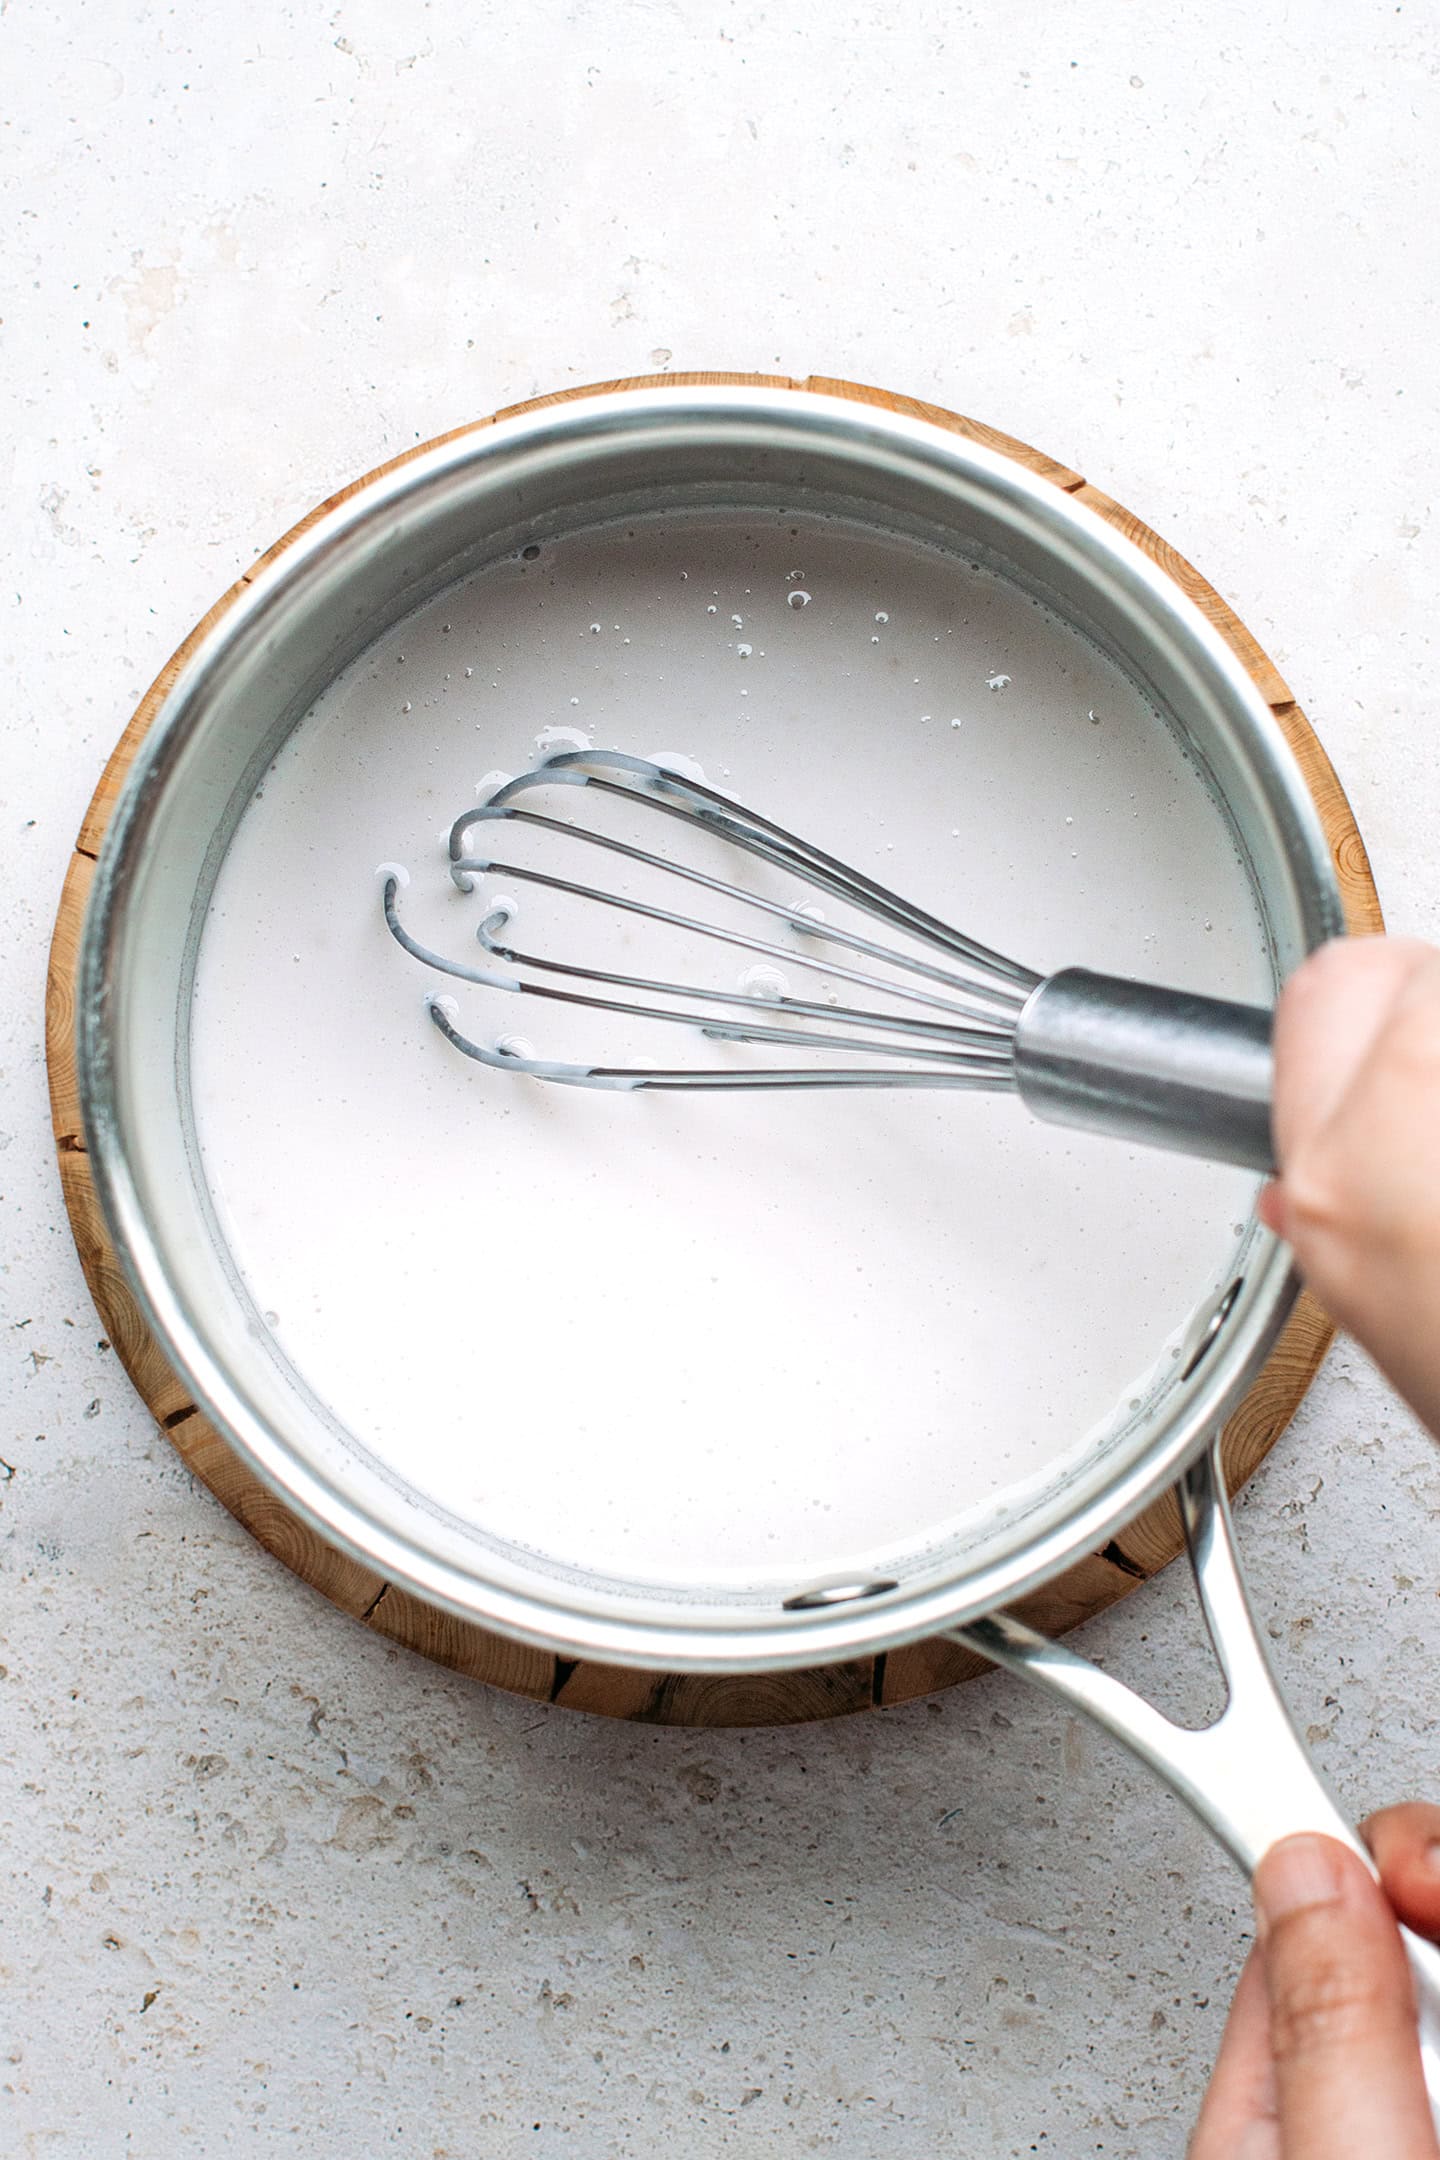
4;3;1439;2152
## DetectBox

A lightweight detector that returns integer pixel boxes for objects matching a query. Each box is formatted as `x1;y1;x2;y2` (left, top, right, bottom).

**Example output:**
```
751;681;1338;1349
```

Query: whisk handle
1013;968;1275;1173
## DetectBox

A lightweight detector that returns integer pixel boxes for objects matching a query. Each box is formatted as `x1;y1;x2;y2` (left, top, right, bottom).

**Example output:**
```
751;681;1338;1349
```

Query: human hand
1260;937;1440;1439
1190;1808;1440;2158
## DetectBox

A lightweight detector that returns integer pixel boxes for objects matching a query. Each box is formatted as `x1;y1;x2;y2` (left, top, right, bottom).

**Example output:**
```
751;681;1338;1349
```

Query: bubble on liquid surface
476;770;514;801
791;901;826;931
986;672;1012;691
495;1033;538;1062
786;589;811;610
263;1310;279;1329
1088;707;1101;725
589;622;602;635
535;724;591;755
739;964;790;1000
375;860;410;888
731;614;744;628
736;642;753;658
874;610;889;624
706;604;718;614
645;750;707;785
950;717;963;730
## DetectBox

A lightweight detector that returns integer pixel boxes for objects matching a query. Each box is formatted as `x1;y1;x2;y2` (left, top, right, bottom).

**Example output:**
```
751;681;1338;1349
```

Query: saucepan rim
76;384;1343;1671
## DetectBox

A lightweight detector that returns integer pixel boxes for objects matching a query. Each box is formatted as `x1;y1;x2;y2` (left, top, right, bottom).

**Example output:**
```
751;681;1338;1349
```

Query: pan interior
182;498;1271;1609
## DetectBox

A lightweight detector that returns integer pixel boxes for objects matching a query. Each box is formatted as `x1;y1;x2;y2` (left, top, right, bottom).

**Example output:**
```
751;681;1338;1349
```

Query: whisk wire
466;852;1021;1027
384;877;1015;1073
386;750;1041;1090
426;994;1017;1093
458;808;1028;1017
454;750;1041;996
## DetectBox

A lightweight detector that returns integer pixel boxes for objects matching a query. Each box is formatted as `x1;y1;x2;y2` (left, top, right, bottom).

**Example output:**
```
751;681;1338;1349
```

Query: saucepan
74;384;1440;2102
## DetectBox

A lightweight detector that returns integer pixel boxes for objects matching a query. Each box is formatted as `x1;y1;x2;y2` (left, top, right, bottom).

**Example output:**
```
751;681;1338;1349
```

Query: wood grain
47;372;1380;1726
803;373;1088;493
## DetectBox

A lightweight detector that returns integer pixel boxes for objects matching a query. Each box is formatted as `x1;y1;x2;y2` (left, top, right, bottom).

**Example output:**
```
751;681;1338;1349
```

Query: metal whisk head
380;749;1043;1092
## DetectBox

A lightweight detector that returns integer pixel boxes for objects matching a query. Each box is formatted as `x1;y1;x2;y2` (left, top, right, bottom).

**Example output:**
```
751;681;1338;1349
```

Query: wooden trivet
45;374;1382;1726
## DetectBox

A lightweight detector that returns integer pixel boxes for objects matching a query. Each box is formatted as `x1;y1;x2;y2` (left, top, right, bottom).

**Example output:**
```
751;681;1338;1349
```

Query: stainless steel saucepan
75;386;1440;2106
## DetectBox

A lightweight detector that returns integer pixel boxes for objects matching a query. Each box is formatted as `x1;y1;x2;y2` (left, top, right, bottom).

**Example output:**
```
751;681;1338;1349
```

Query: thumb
1255;1833;1438;2157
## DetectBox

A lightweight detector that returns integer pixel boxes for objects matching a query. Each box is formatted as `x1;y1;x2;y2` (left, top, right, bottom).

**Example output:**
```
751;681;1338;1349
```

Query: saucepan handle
947;1436;1440;2124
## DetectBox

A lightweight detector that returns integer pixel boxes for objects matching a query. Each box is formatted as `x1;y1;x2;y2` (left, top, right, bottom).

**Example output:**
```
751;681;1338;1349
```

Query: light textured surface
3;2;1439;2152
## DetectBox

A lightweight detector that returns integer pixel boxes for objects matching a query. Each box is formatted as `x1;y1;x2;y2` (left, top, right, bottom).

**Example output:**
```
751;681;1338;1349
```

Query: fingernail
1254;1834;1348;1934
1423;1839;1440;1878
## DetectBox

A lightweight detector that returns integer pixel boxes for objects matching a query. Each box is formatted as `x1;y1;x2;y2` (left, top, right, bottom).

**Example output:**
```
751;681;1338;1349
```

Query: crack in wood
549;1658;578;1703
1098;1539;1147;1581
359;1583;390;1622
161;1404;199;1430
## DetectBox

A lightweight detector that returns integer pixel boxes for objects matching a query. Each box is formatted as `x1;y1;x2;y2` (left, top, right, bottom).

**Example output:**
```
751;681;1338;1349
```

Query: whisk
380;749;1277;1172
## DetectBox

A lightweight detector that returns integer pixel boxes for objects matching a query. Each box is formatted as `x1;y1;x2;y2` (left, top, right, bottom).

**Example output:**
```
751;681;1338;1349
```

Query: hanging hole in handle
782;1577;899;1612
1181;1277;1245;1381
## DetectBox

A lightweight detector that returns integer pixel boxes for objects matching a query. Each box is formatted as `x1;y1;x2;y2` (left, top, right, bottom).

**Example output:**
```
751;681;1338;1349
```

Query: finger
1256;1833;1438;2158
1364;1805;1440;1942
1319;951;1440;1253
1257;1180;1286;1239
1188;1947;1279;2160
1274;948;1440;1412
1270;938;1427;1167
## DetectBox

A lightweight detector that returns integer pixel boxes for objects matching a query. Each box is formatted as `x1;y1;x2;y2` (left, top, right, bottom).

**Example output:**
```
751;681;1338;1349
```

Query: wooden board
46;373;1383;1726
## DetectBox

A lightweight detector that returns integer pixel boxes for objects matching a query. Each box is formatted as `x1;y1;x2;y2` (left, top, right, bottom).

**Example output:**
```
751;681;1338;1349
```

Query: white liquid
191;511;1266;1591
